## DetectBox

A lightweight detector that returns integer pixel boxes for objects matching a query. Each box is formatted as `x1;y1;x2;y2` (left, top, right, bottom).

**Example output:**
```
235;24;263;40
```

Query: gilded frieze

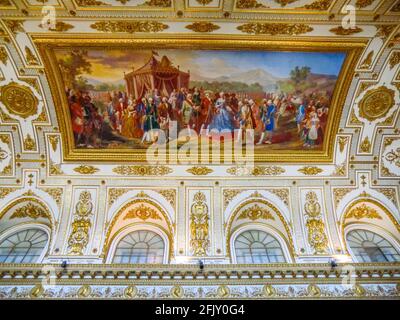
185;22;220;33
75;0;107;5
275;0;298;6
302;0;332;10
113;165;172;176
186;166;213;175
73;165;99;174
358;86;395;122
143;0;172;7
90;21;169;33
329;26;363;36
236;0;266;9
227;166;285;176
237;23;313;36
195;0;213;4
38;21;74;32
298;166;323;175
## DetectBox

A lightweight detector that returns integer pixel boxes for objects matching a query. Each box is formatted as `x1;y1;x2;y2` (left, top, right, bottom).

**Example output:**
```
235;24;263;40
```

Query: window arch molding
0;223;51;264
340;198;400;255
344;223;400;263
229;224;293;264
105;223;170;264
225;199;296;260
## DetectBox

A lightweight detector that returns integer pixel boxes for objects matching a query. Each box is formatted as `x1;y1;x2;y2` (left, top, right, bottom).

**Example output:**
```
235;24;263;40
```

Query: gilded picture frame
35;35;365;163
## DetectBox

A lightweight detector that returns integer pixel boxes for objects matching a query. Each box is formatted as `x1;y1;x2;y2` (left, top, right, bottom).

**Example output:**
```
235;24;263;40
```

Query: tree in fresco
290;66;311;85
58;50;92;89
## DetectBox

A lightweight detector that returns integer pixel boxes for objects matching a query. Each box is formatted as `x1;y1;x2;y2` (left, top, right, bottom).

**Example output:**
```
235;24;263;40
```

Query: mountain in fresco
192;68;281;91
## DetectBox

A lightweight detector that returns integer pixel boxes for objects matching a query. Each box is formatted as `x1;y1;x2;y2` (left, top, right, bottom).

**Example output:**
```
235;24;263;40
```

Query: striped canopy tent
124;52;190;99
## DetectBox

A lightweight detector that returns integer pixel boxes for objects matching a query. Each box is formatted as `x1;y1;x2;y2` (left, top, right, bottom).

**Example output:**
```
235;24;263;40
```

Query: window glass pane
113;230;165;264
346;230;400;263
234;230;286;264
0;229;48;264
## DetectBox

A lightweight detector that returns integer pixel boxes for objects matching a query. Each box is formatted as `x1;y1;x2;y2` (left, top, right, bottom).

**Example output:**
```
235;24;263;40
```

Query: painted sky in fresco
59;49;346;83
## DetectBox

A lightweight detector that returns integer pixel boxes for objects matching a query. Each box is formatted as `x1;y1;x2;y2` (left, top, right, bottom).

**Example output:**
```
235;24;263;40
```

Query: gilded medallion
358;86;395;122
0;82;38;118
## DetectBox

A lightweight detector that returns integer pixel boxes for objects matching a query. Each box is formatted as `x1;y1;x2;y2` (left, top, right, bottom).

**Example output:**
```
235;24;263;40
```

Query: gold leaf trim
237;23;313;35
345;204;382;220
329;26;363;36
90;21;169;33
298;166;323;175
237;203;275;221
186;166;213;175
113;165;172;176
236;0;266;9
186;22;220;33
10;202;50;220
73;165;99;175
124;204;161;220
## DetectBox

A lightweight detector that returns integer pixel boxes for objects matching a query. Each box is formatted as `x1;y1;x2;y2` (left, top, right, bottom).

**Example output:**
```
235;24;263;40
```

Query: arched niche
102;198;174;262
341;198;400;255
226;199;295;263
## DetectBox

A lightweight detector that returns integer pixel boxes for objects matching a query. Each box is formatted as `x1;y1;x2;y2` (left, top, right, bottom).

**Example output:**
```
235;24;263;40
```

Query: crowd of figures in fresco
67;87;330;149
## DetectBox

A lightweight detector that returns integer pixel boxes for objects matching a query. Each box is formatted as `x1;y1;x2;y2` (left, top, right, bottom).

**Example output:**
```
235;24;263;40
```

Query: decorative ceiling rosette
0;82;38;119
358;86;395;122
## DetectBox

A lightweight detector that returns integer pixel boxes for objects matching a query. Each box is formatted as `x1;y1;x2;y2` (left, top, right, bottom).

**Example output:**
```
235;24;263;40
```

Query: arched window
0;229;48;263
234;230;286;264
112;230;165;264
346;229;400;262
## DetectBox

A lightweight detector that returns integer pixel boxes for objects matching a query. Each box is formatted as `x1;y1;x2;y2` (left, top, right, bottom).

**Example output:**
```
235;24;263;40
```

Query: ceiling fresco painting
38;38;362;162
